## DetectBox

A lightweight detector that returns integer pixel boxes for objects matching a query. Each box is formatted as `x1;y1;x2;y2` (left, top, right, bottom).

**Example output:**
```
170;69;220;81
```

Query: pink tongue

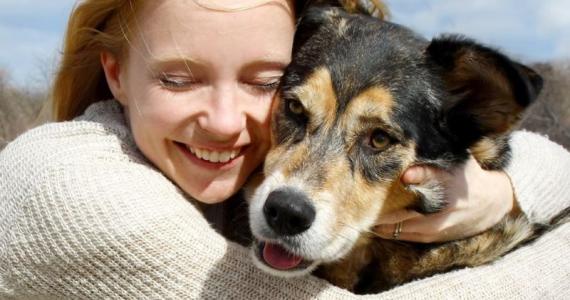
262;243;303;270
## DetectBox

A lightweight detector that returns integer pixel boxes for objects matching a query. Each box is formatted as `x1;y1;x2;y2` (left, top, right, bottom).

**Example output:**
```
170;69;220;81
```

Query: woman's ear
100;51;127;106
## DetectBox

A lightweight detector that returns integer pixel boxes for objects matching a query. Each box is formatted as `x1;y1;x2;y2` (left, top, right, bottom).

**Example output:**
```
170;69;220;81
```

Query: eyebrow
240;58;290;72
147;56;206;72
148;55;290;72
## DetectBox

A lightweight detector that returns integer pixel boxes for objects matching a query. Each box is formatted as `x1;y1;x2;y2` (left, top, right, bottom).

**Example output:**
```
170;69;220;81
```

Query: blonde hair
51;0;387;121
52;0;144;121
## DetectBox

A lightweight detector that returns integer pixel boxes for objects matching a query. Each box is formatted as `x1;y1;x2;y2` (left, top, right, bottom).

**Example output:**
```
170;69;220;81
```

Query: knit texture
1;100;569;299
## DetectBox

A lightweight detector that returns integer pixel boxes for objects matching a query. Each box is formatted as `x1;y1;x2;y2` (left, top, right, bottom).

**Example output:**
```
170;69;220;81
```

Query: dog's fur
247;6;569;293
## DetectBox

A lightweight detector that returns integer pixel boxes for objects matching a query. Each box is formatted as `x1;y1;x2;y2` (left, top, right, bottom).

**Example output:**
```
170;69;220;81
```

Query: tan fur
290;68;338;132
273;142;310;178
335;0;390;20
316;236;375;290
471;137;503;165
378;180;418;217
337;18;349;36
341;86;395;131
338;172;385;230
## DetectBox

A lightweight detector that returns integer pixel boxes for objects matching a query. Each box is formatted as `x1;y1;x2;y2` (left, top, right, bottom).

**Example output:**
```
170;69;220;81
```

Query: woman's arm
0;124;360;299
375;131;570;241
505;131;570;222
2;123;568;299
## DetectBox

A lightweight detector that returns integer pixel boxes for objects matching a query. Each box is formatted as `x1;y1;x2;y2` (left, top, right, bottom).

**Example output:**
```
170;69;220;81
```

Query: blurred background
1;0;569;150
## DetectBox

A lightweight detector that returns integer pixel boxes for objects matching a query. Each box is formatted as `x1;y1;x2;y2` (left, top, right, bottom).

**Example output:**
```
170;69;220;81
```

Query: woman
1;0;568;298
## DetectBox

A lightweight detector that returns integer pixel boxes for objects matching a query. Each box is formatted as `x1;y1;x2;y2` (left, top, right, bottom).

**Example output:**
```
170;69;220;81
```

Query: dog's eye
369;129;391;150
287;99;305;115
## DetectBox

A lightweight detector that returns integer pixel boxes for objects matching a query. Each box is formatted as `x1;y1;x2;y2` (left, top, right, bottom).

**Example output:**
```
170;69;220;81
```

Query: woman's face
103;0;295;203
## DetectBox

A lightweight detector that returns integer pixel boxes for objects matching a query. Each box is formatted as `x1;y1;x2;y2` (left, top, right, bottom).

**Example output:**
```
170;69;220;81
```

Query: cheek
127;101;177;138
125;95;196;159
129;87;201;129
253;94;274;124
248;95;274;141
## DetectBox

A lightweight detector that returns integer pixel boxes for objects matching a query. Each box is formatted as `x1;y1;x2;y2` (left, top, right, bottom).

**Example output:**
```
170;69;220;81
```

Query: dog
246;5;568;294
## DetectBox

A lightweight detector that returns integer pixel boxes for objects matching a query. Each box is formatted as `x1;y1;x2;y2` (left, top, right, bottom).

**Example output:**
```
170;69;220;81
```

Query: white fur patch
249;170;384;278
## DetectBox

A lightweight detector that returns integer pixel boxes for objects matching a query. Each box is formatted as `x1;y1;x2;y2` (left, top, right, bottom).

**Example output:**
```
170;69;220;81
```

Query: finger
375;209;423;225
374;222;438;243
374;222;403;239
401;164;449;185
373;225;393;239
373;211;424;236
388;231;440;243
397;212;447;235
400;165;427;185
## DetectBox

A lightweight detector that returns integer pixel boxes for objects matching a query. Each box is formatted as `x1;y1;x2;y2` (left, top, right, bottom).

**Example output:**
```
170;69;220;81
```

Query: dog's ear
426;35;543;169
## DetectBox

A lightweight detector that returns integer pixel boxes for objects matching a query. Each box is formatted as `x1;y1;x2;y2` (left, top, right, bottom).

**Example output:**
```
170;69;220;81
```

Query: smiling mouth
187;145;241;163
254;240;314;272
175;142;245;165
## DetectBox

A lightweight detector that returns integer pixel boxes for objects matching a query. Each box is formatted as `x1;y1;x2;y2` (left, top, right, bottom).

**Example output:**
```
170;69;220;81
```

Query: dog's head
248;7;542;277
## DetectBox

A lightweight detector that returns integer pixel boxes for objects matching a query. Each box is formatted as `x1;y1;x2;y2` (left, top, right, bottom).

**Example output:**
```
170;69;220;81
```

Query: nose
263;188;316;236
198;85;246;139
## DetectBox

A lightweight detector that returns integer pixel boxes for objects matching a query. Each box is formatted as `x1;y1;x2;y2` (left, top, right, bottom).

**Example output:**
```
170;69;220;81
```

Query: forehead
132;0;295;64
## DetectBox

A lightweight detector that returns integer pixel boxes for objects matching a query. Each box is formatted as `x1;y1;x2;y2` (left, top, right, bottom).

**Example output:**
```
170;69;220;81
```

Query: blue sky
0;0;569;88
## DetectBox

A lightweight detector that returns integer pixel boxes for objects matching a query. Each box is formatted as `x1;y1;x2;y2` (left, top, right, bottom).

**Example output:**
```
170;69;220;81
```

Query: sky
0;0;569;88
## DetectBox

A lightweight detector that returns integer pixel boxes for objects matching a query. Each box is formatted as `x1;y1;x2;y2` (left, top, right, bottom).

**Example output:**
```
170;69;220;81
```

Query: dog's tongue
262;243;303;270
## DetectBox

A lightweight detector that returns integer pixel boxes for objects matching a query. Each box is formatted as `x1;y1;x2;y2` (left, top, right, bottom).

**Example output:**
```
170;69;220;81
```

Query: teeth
185;145;241;163
219;151;231;163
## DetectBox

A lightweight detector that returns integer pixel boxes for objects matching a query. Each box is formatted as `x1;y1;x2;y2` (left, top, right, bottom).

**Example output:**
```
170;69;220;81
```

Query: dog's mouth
254;240;315;273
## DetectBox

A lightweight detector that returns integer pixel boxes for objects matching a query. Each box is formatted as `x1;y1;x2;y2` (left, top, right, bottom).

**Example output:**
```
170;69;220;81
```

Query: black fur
256;6;563;293
278;6;542;202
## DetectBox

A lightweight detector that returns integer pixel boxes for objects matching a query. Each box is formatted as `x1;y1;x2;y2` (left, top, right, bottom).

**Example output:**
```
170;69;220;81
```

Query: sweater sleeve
2;119;569;299
0;122;361;299
505;130;570;223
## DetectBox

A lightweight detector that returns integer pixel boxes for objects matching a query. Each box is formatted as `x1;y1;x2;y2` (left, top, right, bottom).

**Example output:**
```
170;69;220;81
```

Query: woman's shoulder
0;100;191;231
1;100;145;170
0;100;168;203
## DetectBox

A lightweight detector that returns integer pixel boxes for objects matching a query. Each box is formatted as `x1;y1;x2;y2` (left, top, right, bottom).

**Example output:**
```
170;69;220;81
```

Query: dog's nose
263;189;316;236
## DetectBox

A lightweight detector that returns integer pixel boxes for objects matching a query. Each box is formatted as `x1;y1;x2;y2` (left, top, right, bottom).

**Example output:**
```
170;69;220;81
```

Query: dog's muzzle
263;189;316;236
255;188;316;271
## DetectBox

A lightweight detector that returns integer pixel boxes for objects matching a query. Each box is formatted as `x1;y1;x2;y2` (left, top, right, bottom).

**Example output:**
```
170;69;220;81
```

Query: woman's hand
374;156;516;243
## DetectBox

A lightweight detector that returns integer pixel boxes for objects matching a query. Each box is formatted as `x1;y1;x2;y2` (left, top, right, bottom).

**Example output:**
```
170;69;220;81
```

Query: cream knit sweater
1;100;569;299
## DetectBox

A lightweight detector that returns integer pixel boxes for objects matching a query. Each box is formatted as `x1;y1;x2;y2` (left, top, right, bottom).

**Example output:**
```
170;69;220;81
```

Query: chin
190;189;235;204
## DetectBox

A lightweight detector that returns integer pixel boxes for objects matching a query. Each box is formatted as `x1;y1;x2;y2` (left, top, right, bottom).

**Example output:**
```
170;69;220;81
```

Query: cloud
1;0;569;87
536;0;570;32
0;0;76;16
386;0;570;62
0;24;61;88
0;0;75;87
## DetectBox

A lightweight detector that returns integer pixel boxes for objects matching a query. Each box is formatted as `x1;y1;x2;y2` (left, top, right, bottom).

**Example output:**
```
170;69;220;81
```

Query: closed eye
158;73;199;90
245;77;281;94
